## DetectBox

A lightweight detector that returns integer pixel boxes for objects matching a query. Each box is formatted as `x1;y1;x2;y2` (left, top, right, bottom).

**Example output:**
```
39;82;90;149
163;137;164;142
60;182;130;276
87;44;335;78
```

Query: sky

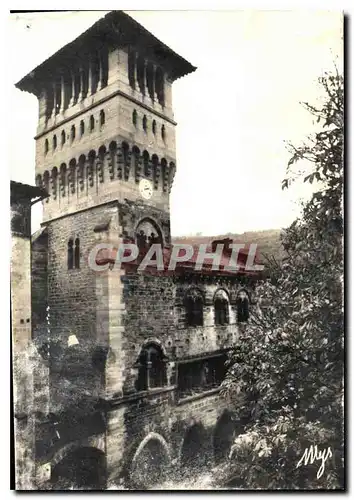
9;10;343;236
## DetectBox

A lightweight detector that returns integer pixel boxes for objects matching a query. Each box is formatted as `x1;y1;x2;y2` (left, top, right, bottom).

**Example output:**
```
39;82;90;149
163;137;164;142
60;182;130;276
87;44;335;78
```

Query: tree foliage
221;71;344;490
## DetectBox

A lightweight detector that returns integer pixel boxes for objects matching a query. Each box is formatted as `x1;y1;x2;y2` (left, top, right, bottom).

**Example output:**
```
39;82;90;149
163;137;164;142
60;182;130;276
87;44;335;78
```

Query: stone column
87;57;93;97
143;60;148;96
69;72;75;107
59;75;65;114
153;65;158;102
78;66;84;101
51;82;56;119
38;89;47;123
134;52;138;91
97;53;103;91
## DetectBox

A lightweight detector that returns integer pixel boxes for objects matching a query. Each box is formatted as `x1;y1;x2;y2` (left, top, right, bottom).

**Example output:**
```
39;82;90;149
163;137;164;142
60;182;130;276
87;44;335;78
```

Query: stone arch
130;432;170;489
43;171;50;202
169;161;176;190
51;446;106;490
161;157;168;192
59;163;67;197
213;410;235;464
68;158;76;194
132;145;141;182
121;141;129;161
142;150;150;177
135;341;168;391
35;173;42;188
152;154;159;189
184;287;204;327
180;422;208;472
51;167;58;199
77;155;86;192
98;145;106;160
135;216;164;251
214;288;230;326
87;150;96;188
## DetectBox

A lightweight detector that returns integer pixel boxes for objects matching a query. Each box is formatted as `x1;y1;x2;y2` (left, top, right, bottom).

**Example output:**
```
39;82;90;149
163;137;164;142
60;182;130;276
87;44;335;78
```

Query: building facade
15;11;260;490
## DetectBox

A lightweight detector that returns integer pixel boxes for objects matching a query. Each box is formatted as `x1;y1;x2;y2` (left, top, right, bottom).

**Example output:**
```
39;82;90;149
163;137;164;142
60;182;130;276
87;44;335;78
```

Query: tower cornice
15;10;196;97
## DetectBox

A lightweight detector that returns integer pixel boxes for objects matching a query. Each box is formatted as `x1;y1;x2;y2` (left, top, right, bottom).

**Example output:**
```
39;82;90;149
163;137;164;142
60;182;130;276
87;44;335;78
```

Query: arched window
61;130;66;146
237;290;250;323
67;239;74;270
44;139;49;155
143;115;147;133
90;115;95;132
59;164;67;197
161;124;166;142
152;120;156;135
71;125;76;142
184;289;204;327
74;238;80;269
136;343;167;391
43;171;50;203
143;150;150;177
53;135;57;150
99;109;105;127
132;109;137;127
214;290;230;325
80;120;85;137
52;167;58;200
135;218;163;253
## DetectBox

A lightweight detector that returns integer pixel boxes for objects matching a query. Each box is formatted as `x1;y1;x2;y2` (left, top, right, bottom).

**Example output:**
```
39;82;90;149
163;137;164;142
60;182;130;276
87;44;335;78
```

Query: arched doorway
180;423;208;473
130;433;170;489
51;447;106;490
213;411;235;464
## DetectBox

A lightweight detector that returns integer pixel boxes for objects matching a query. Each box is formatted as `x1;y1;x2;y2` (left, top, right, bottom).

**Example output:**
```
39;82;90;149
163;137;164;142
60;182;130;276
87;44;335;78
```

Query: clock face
139;179;153;200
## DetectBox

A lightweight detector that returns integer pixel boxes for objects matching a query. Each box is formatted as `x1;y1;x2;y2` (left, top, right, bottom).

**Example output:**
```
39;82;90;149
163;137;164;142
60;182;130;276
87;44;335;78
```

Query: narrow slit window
90;115;95;132
100;110;105;127
74;238;80;269
67;239;74;270
132;109;138;127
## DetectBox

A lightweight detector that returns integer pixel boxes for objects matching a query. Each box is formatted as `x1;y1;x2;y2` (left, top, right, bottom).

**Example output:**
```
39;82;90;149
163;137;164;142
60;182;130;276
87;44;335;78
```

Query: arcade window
214;290;230;325
184;289;204;327
136;343;167;391
177;354;227;399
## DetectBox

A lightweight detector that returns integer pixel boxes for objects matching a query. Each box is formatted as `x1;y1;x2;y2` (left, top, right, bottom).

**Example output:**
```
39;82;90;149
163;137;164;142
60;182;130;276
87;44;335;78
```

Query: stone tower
16;10;196;413
15;12;258;490
17;11;195;226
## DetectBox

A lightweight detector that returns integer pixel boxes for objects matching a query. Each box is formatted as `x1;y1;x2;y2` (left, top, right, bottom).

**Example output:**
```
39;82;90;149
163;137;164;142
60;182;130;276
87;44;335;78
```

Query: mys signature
296;445;333;479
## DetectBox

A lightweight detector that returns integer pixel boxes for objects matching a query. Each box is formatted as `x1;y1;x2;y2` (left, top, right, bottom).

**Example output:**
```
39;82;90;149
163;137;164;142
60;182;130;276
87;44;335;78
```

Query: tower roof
11;180;48;203
15;10;197;96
